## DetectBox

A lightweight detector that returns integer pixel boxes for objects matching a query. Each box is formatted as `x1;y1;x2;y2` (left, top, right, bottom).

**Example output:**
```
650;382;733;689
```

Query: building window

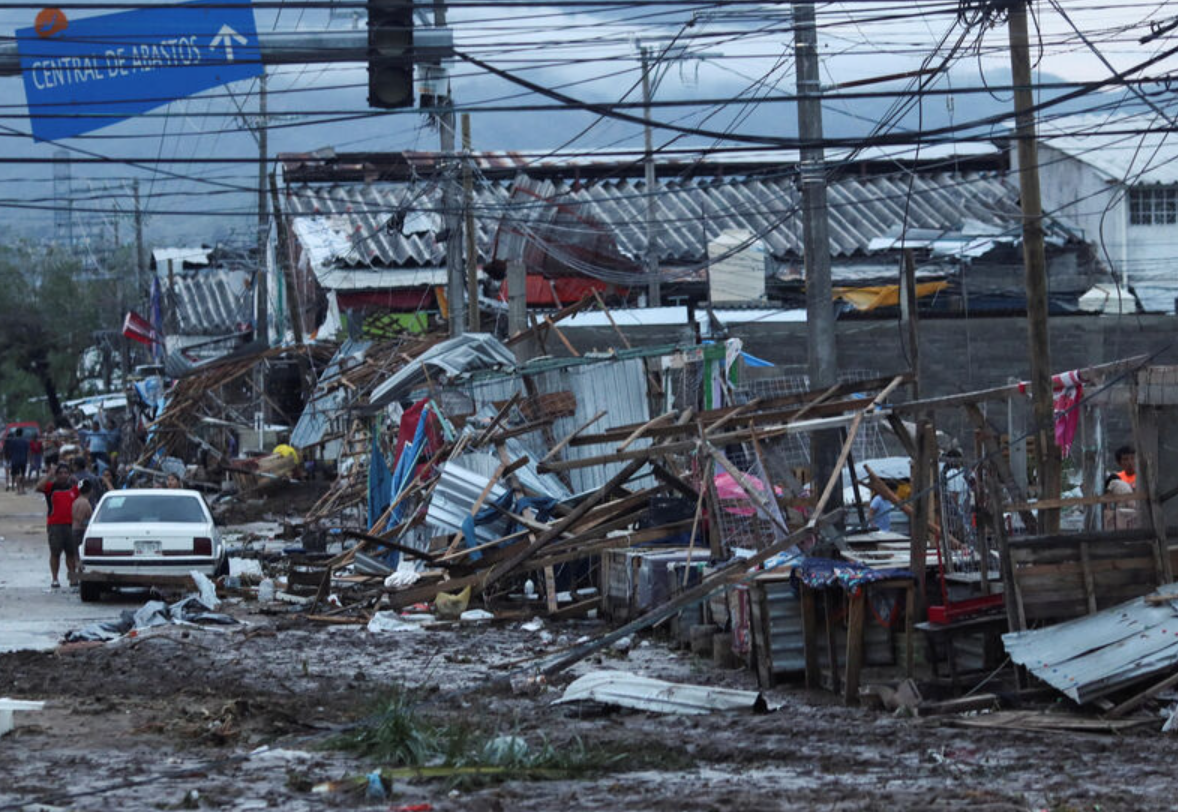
1130;186;1178;226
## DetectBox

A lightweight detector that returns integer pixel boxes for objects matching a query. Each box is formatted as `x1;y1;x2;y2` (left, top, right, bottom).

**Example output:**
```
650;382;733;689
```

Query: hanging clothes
1017;369;1087;458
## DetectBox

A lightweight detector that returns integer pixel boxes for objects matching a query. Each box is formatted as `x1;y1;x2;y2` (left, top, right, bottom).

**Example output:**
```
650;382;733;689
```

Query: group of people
861;445;1140;534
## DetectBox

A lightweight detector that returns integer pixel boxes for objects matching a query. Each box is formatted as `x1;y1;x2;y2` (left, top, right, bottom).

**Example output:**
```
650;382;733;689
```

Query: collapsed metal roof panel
1003;582;1178;704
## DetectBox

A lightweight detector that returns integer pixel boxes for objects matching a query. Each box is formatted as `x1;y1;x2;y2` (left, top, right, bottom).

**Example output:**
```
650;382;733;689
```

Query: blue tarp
367;430;392;531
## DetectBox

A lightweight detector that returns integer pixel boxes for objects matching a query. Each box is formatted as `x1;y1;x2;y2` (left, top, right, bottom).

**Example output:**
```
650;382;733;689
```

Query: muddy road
1;487;1175;811
3;614;1175;811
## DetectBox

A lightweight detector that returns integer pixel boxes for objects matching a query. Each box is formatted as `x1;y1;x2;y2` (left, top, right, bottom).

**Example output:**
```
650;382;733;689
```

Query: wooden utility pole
1008;1;1060;531
793;2;842;519
462;113;479;333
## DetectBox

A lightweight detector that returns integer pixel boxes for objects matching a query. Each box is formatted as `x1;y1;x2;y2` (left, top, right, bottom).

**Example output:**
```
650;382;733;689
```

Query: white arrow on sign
210;25;248;62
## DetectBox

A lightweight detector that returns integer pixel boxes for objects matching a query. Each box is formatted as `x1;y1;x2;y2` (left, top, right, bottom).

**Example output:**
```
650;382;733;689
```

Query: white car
79;489;226;602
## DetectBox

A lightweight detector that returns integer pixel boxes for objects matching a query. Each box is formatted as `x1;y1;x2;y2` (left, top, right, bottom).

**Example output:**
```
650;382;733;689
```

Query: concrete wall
562;312;1178;444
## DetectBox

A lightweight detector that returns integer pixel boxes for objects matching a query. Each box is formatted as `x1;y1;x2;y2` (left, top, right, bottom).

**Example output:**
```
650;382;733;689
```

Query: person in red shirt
35;463;79;589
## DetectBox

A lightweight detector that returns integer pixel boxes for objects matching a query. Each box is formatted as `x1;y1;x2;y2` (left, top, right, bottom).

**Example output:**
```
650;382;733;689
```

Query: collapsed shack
131;307;1178;731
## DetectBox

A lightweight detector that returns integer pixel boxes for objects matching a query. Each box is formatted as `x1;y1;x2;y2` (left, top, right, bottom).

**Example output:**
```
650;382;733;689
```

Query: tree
0;243;126;427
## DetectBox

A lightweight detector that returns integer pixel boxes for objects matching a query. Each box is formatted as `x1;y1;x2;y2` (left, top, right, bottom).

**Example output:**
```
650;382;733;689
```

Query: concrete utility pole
792;2;841;514
133;179;145;299
255;72;269;347
1008;1;1060;532
462;113;479;333
639;46;660;307
435;0;465;337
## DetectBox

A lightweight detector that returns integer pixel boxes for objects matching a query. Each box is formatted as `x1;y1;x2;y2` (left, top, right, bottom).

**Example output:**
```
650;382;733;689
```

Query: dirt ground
2;607;1177;812
3;486;1177;812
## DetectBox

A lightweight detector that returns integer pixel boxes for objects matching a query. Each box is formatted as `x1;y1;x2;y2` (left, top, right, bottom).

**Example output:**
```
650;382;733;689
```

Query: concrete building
1034;112;1178;313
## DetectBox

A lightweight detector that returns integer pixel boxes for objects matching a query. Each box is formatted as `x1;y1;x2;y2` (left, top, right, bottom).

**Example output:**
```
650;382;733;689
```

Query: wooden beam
538;409;606;465
616;410;676;452
1004;490;1144;513
1106;669;1178;719
892;356;1148;414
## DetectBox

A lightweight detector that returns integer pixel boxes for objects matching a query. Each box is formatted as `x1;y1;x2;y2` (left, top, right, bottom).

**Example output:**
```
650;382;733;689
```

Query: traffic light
367;0;414;109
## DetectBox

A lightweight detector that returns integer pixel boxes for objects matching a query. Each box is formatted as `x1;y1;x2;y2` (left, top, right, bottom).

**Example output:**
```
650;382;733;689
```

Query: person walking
71;480;94;588
28;432;43;479
7;428;30;495
35;463;79;589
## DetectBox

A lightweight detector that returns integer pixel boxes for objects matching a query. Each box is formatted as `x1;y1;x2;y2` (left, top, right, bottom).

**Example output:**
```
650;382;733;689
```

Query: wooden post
909;417;933;615
843;588;866;705
800;585;821;689
1081;402;1099;532
823;590;840;693
1132;388;1172;584
1008;0;1060;533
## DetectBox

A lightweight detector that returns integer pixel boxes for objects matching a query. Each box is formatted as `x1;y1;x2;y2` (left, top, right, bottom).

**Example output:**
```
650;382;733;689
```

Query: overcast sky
0;1;1170;245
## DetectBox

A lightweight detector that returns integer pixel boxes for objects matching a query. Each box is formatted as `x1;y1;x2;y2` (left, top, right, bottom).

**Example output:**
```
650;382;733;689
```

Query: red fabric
498;275;625;306
337;289;436;310
122;311;161;347
1118;470;1137;488
1053;382;1083;457
393;398;443;477
38;482;78;526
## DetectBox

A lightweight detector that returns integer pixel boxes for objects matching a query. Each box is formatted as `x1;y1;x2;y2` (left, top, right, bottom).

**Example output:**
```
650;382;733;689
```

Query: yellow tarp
832;281;949;311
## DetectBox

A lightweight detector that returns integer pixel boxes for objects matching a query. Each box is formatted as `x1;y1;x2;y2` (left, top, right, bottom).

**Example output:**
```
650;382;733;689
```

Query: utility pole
133;179;145;302
1008;1;1059;532
435;0;464;337
255;72;270;347
792;2;841;517
640;46;660;307
462;113;479;333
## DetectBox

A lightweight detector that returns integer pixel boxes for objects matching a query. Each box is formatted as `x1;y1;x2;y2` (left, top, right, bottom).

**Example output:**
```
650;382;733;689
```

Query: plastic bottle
524;578;537;599
257;577;275;602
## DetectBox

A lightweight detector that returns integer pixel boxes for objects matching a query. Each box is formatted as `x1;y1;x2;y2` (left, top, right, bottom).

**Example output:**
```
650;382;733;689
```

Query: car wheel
214;556;229;578
79;581;102;603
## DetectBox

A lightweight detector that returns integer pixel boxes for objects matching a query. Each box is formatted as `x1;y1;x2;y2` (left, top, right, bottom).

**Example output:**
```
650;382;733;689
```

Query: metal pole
463;113;479;333
1008;1;1059;531
640;46;661;307
793;2;841;516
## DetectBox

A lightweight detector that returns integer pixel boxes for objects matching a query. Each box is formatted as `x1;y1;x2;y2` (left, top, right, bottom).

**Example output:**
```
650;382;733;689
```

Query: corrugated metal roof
1037;113;1178;185
1003;582;1178;704
284;169;1021;285
168;269;252;336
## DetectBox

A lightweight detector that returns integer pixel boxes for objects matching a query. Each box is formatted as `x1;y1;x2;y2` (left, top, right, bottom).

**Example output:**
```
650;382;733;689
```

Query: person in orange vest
1114;445;1137;489
1104;445;1137;530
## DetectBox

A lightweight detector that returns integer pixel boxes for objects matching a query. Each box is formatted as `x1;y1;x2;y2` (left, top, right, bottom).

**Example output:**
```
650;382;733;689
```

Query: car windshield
94;494;207;524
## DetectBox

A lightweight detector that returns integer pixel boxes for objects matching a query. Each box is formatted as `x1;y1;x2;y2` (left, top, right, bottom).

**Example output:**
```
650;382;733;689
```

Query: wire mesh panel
733;367;891;468
711;443;790;550
935;455;982;576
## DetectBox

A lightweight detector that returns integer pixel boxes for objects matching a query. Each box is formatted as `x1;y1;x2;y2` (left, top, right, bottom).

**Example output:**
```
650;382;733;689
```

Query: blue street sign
17;0;263;142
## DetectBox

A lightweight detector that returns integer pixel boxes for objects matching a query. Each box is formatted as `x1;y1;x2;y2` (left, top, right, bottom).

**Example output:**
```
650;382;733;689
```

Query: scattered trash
482;735;529;765
460;609;495;623
434;585;472;620
521;617;545;633
256;578;276;602
64;589;239;643
0;698;44;737
228;558;264;583
367;612;426;634
190;570;221;610
365;770;386;800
